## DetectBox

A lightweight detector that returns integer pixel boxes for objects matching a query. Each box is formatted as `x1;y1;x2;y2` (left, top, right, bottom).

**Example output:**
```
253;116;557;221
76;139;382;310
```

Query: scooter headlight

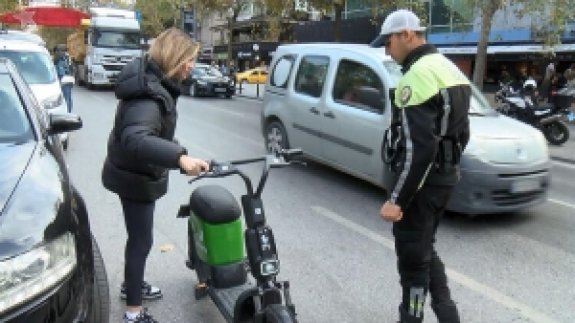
260;259;280;276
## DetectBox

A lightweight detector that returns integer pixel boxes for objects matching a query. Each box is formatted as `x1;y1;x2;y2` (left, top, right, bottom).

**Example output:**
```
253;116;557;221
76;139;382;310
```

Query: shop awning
0;7;89;28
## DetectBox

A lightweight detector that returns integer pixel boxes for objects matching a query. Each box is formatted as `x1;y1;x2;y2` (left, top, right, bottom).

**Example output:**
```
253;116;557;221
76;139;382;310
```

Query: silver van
261;43;550;215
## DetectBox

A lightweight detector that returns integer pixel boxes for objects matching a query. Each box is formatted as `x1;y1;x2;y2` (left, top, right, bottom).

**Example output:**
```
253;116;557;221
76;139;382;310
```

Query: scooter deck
209;281;254;323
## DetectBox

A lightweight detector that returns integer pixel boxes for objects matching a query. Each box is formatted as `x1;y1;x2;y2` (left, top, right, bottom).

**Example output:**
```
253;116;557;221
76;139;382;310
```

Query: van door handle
309;107;320;115
324;111;335;119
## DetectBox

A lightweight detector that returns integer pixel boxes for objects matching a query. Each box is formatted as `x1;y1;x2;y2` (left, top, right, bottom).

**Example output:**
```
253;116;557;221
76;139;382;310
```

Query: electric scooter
177;149;302;323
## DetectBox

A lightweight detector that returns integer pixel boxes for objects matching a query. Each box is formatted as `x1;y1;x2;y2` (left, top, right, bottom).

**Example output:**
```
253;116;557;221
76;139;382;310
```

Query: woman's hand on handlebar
178;155;210;176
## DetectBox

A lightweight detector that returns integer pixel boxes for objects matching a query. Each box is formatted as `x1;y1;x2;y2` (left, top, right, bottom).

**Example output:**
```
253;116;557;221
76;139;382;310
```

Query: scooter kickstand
194;282;208;300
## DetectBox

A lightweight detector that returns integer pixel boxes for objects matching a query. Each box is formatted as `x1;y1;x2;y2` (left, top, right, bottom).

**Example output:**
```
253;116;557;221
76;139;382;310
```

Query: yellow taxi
235;68;268;84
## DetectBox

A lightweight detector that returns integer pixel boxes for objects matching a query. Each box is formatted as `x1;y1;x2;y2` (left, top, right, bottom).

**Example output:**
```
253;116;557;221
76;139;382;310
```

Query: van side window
295;55;329;98
270;55;294;88
332;59;385;113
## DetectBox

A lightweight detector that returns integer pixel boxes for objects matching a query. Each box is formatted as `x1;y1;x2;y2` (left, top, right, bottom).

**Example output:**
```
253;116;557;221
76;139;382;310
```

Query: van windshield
382;60;496;116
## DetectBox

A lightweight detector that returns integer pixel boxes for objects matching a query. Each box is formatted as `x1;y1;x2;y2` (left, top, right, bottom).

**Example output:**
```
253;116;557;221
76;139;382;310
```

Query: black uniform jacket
102;55;187;202
389;44;471;209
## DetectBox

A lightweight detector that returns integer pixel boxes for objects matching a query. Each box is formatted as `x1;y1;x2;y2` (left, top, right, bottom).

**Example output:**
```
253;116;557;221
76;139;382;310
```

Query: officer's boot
398;306;423;323
398;286;426;323
431;301;460;323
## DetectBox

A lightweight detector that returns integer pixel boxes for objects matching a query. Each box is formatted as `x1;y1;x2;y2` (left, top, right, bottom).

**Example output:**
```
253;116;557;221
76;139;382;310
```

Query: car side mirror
48;113;82;135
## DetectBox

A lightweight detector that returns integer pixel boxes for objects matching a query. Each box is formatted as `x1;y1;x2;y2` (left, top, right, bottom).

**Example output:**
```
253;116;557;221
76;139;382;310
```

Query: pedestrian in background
371;9;470;323
101;27;209;323
53;44;74;112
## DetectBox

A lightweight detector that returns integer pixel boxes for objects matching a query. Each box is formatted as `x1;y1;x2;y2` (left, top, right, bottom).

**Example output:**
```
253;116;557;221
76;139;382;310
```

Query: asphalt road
65;87;575;323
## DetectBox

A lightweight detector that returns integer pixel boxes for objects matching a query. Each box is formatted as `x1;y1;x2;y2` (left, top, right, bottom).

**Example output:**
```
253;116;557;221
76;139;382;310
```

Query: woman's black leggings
120;196;155;306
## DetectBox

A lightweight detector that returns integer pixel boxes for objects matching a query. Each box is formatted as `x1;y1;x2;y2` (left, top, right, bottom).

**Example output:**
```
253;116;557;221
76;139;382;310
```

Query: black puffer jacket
102;55;187;202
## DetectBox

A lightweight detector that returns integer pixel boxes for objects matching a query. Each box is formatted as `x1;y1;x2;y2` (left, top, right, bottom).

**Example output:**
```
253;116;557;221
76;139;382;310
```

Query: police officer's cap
370;9;426;48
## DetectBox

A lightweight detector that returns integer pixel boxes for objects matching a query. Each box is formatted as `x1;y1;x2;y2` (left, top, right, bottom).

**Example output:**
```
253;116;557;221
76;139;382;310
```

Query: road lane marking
548;198;575;209
311;205;559;323
552;160;575;170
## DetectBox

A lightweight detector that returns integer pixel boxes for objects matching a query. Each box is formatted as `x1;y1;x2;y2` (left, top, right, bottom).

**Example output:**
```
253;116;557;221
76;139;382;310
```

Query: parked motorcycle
495;82;570;145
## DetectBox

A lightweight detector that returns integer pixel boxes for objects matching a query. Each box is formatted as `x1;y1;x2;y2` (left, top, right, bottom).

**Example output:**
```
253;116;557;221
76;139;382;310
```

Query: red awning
0;7;89;28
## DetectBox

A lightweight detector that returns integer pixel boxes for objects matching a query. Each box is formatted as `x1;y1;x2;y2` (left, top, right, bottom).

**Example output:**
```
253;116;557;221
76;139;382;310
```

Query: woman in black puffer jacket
102;28;209;323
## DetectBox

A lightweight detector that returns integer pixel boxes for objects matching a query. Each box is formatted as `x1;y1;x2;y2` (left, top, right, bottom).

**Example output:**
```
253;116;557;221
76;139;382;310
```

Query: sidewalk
236;86;575;163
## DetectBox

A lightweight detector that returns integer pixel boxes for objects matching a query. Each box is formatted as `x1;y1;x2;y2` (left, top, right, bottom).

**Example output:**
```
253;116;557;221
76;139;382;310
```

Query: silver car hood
467;115;549;164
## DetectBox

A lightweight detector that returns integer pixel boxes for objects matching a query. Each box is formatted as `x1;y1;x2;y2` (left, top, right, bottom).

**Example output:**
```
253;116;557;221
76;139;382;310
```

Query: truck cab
69;7;142;88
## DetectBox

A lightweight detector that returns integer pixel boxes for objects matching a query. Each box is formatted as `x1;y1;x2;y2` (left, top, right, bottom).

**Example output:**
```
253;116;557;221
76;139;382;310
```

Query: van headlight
196;80;207;86
0;232;77;314
42;94;64;110
464;137;488;162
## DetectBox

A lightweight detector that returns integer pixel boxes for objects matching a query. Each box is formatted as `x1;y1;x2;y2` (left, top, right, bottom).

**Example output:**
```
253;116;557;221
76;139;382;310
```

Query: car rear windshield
0;51;57;84
0;74;33;143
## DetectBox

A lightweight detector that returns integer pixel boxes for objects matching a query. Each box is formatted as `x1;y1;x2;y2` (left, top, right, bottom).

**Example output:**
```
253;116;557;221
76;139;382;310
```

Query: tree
135;0;184;38
469;0;575;90
194;0;252;66
0;0;20;14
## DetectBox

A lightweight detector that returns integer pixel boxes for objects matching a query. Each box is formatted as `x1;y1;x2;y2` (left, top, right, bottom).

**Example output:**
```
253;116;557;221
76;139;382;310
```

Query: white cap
370;9;426;47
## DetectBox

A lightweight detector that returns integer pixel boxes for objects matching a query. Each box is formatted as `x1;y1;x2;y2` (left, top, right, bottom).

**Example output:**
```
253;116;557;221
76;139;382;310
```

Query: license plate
567;111;575;122
214;88;227;93
510;179;540;193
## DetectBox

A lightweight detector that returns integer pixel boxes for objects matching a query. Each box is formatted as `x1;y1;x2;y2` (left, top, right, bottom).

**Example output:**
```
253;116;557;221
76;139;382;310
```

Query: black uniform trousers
392;184;460;323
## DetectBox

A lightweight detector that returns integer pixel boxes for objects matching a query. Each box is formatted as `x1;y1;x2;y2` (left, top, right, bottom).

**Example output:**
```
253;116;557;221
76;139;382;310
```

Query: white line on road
311;205;559;323
548;198;575;209
552;160;575;170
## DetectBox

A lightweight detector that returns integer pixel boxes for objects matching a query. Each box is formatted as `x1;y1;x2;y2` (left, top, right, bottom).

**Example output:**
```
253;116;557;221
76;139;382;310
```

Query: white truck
68;7;142;88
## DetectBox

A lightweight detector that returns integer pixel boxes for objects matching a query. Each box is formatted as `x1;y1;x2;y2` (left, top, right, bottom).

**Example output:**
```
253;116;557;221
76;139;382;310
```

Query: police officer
370;9;470;323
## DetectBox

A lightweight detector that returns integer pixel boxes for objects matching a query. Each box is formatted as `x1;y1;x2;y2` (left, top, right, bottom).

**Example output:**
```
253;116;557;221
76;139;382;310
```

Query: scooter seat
190;185;242;224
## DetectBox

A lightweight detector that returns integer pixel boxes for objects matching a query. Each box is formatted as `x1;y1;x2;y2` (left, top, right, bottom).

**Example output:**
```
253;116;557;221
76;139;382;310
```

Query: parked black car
181;63;235;98
0;58;110;322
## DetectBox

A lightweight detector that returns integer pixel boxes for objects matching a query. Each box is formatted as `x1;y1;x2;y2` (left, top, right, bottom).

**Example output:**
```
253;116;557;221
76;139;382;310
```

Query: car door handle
309;107;320;115
324;111;335;119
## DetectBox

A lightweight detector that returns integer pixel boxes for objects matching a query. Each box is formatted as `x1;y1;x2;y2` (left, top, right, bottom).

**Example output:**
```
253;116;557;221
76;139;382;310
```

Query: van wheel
88;235;110;323
265;121;289;153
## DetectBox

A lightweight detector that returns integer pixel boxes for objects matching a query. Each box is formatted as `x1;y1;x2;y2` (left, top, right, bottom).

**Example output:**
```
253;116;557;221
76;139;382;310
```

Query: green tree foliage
0;0;20;14
135;0;184;38
468;0;575;89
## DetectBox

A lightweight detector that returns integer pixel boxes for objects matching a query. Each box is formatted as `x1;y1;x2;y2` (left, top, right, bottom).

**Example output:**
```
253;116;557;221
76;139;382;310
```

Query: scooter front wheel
543;120;570;145
264;304;296;323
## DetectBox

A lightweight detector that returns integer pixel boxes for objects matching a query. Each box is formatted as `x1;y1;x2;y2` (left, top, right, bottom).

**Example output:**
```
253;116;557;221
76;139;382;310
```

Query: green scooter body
189;210;244;266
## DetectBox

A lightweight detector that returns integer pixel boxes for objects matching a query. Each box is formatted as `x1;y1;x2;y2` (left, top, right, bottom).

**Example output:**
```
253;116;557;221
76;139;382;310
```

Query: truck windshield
0;51;57;84
93;30;140;49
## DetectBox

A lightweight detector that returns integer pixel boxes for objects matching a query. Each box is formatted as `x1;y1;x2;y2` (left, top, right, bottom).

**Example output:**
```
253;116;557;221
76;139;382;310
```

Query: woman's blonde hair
148;28;199;79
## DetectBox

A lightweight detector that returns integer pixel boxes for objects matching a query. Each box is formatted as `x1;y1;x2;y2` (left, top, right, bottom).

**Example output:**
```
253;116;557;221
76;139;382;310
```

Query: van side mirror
48;113;82;135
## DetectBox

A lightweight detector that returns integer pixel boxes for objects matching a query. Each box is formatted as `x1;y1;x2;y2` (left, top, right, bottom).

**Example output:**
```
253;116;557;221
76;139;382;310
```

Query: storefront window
427;0;473;33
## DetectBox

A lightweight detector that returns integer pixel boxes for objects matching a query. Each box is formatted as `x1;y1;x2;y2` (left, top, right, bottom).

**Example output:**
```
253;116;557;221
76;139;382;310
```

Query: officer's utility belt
434;138;462;173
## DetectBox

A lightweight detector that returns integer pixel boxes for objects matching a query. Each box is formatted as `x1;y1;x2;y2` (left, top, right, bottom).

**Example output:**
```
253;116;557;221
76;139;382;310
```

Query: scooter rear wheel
264;304;296;323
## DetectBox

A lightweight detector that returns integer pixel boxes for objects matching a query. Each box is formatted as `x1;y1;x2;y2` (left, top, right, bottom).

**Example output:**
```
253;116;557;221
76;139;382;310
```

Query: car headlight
196;80;207;86
0;232;77;314
42;94;64;110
